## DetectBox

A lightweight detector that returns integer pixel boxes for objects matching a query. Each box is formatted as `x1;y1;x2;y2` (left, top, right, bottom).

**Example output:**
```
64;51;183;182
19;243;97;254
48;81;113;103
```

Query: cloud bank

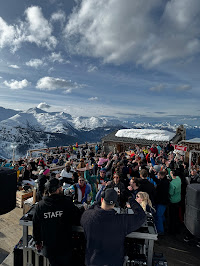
64;0;200;67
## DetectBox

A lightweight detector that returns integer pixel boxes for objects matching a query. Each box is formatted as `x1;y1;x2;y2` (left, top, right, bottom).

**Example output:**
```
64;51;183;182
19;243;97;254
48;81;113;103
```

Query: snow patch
115;129;176;141
184;138;200;143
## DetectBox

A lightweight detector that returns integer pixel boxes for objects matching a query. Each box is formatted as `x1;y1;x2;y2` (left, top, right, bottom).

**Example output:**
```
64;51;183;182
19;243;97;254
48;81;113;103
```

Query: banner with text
174;145;187;152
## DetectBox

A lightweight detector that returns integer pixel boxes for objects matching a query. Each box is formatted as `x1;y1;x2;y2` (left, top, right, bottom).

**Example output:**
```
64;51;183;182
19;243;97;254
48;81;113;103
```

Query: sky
0;0;200;118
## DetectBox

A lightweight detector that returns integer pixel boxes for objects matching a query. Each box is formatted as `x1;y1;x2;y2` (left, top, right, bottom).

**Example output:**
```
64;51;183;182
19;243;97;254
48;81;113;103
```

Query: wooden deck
0;207;23;264
1;207;200;265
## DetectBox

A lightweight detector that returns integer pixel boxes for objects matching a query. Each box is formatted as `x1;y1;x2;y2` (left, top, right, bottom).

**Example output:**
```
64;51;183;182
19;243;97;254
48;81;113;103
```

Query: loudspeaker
185;184;200;237
185;183;200;207
0;167;17;215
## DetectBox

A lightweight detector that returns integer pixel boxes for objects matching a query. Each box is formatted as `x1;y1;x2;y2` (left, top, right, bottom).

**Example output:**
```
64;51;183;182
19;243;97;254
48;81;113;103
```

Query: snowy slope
0;105;200;159
0;106;19;122
0;107;121;133
72;116;121;130
0;106;122;158
0;108;75;134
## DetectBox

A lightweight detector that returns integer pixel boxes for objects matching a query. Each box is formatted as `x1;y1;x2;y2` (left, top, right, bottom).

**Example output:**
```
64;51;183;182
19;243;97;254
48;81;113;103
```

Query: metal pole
189;151;192;170
23;225;28;266
13;148;15;164
147;240;154;266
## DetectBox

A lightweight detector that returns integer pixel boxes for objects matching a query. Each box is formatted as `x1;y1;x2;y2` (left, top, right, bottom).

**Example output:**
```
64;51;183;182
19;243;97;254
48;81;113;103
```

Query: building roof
115;129;175;142
181;138;200;144
102;128;182;146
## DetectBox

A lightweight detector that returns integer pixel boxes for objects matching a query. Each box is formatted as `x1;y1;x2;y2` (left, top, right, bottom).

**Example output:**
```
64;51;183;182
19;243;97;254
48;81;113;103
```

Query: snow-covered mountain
0;107;122;158
0;107;19;122
0;106;200;159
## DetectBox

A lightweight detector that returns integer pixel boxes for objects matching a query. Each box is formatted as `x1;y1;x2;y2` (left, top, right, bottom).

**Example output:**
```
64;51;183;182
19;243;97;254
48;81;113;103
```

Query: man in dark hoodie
33;177;81;266
149;168;169;235
36;168;51;201
138;169;156;207
81;188;146;266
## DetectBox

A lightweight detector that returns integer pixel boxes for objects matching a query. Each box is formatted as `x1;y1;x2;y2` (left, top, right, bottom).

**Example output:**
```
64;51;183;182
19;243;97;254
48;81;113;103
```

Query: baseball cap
101;188;118;205
100;168;106;173
45;178;62;194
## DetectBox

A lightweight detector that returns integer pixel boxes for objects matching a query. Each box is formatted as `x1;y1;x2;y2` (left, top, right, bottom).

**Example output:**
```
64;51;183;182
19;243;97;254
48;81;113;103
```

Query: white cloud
51;11;66;24
0;6;57;52
48;67;54;73
88;96;98;101
0;17;16;49
64;88;72;94
149;84;165;92
36;76;83;91
49;52;64;63
0;76;2;78
175;84;192;91
88;65;98;72
37;102;51;109
25;6;57;50
3;79;30;90
64;0;200;67
9;65;20;69
26;58;44;68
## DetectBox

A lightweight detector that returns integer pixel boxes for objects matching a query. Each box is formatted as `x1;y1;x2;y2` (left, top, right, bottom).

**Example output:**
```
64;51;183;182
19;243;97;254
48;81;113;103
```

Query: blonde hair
137;192;155;212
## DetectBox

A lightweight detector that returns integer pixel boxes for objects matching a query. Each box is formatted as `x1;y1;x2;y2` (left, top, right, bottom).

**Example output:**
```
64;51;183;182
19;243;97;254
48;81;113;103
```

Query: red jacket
150;147;158;156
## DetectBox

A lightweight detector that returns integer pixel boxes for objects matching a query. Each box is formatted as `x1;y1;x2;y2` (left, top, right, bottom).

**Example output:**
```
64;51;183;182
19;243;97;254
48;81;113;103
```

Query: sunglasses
79;180;85;182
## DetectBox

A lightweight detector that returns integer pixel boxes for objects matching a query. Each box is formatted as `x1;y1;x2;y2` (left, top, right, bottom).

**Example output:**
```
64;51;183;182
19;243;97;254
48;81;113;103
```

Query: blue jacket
70;183;91;204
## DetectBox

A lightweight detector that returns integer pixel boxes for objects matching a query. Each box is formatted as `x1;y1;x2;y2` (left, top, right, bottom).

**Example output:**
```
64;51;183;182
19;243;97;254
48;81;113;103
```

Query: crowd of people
1;141;200;265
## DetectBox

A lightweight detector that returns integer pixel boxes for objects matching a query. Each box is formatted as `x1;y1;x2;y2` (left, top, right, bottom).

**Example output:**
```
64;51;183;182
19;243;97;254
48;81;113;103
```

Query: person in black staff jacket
81;188;146;266
33;177;81;266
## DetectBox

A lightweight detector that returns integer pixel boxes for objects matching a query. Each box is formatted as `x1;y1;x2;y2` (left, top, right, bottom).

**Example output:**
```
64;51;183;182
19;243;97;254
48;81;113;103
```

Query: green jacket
84;170;98;202
169;176;181;203
84;170;110;202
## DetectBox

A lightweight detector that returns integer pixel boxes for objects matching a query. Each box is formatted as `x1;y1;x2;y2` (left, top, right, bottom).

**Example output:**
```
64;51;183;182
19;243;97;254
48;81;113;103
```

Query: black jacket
190;174;200;184
81;198;146;266
110;181;128;207
33;194;81;258
36;174;49;201
150;172;170;205
138;179;156;206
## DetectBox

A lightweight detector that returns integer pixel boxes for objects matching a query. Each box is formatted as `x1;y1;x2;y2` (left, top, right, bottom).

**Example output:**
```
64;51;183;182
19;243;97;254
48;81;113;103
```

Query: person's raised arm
125;197;146;234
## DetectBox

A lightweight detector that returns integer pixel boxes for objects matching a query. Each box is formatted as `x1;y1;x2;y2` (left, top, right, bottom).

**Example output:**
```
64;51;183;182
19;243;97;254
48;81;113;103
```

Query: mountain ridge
0;106;200;159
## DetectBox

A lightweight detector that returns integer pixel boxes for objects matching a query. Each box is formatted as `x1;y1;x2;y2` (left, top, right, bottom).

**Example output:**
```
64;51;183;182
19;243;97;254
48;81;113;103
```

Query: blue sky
0;0;200;118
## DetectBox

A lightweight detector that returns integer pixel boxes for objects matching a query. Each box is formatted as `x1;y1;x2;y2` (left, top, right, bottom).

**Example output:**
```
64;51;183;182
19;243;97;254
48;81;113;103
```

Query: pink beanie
43;169;50;176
